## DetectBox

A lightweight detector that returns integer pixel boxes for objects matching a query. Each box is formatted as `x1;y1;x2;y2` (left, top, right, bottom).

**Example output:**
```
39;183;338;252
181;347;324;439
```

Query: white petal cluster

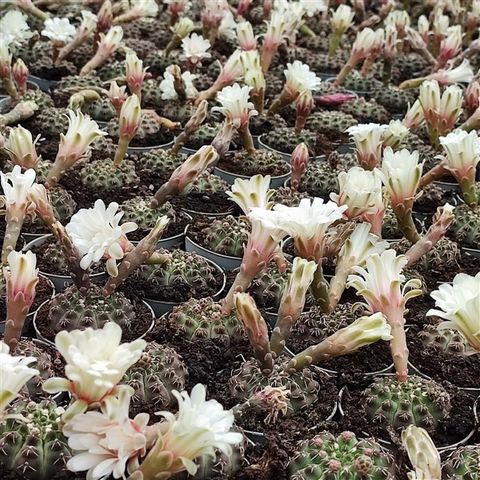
382;120;410;149
181;33;211;64
218;10;237;40
352;27;384;58
419;80;463;124
346;123;387;165
212;83;258;127
41;17;76;43
436;59;474;85
226;174;273;214
0;341;39;416
160;66;197;100
427;272;480;353
66;199;137;274
284;60;321;95
157;384;243;475
132;0;159;17
1;165;36;207
79;10;97;33
439;129;480;174
64;388;148;480
330;4;355;33
0;10;32;46
4;250;38;303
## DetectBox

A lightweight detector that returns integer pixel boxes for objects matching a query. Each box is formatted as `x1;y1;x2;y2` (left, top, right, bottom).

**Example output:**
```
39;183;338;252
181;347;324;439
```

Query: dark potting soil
35;288;152;344
173;191;235;215
30;236;104;276
338;375;477;449
0;275;53;324
217;152;290;177
418;251;480;285
407;324;480;389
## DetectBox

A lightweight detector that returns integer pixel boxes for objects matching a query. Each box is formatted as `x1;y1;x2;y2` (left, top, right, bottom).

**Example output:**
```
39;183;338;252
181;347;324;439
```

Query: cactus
373;87;416;115
189;171;229;194
403;134;437;170
391;54;430;83
83;98;116;123
270;186;310;207
22;90;54;110
382;206;403;240
443;444;480;479
262;127;317;156
121;197;179;231
249;261;291;311
90;135;117;162
419;324;471;356
343;72;383;93
31;108;71;138
222;150;290;177
185;124;221;150
0;400;71;480
41;242;70;276
340;98;390;124
306;111;358;133
363;375;451;433
290;431;395;480
123;341;188;410
229;359;320;412
161;101;198;124
136;249;219;297
138;148;187;178
80;158;139;192
199;215;249;257
142;79;165;108
250;113;287;136
449;204;480;249
47;285;136;335
168;297;243;341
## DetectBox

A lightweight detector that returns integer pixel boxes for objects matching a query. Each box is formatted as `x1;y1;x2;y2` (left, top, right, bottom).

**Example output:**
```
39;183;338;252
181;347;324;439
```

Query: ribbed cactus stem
0;101;38;128
328;31;342;57
334;56;359;86
3;291;32;353
2;211;24;265
419;164;448;188
392;203;420;243
103;217;170;296
385;305;409;382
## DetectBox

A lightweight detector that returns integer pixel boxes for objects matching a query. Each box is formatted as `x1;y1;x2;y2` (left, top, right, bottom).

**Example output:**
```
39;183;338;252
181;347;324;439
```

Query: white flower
4;126;39;169
273;197;347;240
247;207;290;242
347;249;422;313
0;40;12;67
418;15;429;37
385;9;410;32
439;25;462;60
330;167;384;219
383;120;409;149
131;0;159;17
226;174;273;214
155;384;243;476
182;33;211;65
118;94;142;140
300;0;327;17
330;4;355;33
79;10;97;34
65;199;137;275
160;67;197;100
172;17;194;38
4;250;38;305
41;17;76;43
382;147;423;205
43;323;146;418
236;21;256;51
212;83;258;127
1;165;36;207
439;129;480;177
284;60;321;95
433;59;474;85
241;50;265;90
64;388;148;480
346;123;387;168
218;10;237;40
433;13;449;36
352;27;384;60
427;272;480;353
99;26;124;53
0;341;38;416
0;10;32;46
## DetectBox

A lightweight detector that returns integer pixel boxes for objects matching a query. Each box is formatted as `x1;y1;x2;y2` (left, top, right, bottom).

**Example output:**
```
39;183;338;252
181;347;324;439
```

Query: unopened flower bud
4;125;39;169
12;58;29;96
291;143;309;191
237;21;256;51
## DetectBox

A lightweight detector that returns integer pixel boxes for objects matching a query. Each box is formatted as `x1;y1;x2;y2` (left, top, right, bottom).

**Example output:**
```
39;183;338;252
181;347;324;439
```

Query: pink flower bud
12;59;29;95
291;143;309;191
108;80;128;115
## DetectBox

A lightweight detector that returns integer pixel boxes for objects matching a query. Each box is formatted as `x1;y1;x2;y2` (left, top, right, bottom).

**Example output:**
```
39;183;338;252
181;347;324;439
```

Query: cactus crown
0;400;71;480
138;148;187;177
122;197;178;230
340;98;390;124
200;215;250;257
290;431;395;480
450;204;480;248
223;150;290;177
188;171;229;194
263;127;317;155
169;297;243;341
80;158;139;192
47;285;136;335
363;375;451;433
442;444;480;480
420;324;471;356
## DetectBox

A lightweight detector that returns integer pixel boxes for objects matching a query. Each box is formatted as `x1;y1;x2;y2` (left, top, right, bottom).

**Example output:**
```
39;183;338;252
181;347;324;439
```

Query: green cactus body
290;431;395;480
443;444;480;479
223;150;290;177
42;242;70;276
343;73;383;93
306;111;358;133
33;108;71;138
420;325;471;356
0;400;71;480
169;297;243;341
138;149;187;177
188;172;229;195
263;127;318;156
47;285;136;335
83;99;116;123
80;158;139;192
382;206;403;240
372;87;416;115
122;197;178;230
97;60;126;81
270;187;310;207
200;215;249;257
250;113;287;136
142;79;165;109
186;124;221;150
339;98;390;124
249;261;292;310
123;341;188;409
22;90;54;110
229;360;320;412
450;204;480;248
363;375;451;432
90;136;117;162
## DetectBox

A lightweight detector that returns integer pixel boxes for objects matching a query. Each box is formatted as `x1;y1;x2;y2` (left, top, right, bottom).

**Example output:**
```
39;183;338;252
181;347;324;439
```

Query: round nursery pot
24;234;107;292
461;246;480;258
181;205;235;218
213;165;291;188
185;231;242;271
336;142;355;154
143;257;227;316
128;139;174;154
434;180;460;193
33;298;156;347
28;75;56;92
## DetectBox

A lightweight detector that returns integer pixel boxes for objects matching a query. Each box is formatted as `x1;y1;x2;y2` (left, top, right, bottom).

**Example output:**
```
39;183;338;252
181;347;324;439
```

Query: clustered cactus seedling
80;158;140;192
449;204;480;248
121;197;181;232
221;150;290;177
419;324;471;356
443;445;480;479
290;431;395;480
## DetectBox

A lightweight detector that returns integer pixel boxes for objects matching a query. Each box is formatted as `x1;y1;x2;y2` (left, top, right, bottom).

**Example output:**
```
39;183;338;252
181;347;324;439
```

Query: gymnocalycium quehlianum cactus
347;249;423;382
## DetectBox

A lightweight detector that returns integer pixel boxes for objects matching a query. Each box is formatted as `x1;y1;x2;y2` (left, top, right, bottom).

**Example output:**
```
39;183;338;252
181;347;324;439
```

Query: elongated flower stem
2;212;24;264
80;52;110;77
328;32;342;57
113;137;130;168
4;293;32;353
419;164;448;188
239;124;255;154
267;89;295;116
1;77;19;99
0;101;38;128
393;204;420;243
327;268;349;313
384;305;408;382
334;57;358;86
310;264;330;313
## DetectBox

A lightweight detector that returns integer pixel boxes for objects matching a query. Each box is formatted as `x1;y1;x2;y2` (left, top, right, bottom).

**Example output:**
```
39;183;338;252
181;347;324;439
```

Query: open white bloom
226;174;273;214
43;322;146;419
212;83;258;127
439;129;480;178
241;50;265;90
41;17;76;43
427;272;480;353
1;165;36;208
346;123;387;169
330;4;354;33
160;67;197;100
172;17;194;38
0;341;38;416
383;120;409;149
64;388;148;480
218;10;237;41
439;25;462;61
300;0;326;17
147;384;243;476
433;13;449;36
66;199;137;275
284;61;321;95
418;15;429;39
382;147;423;205
0;40;12;68
351;27;384;60
402;426;441;480
182;33;211;65
0;10;32;46
4;250;39;306
131;0;159;17
432;59;474;85
402;99;424;130
331;167;384;219
79;10;97;33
